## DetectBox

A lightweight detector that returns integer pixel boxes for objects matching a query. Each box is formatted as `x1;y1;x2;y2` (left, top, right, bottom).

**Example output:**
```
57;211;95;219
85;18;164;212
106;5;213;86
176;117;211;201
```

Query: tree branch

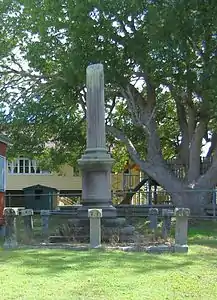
106;125;147;168
105;96;116;124
106;125;185;193
197;154;217;189
169;86;189;166
121;84;150;133
119;176;149;204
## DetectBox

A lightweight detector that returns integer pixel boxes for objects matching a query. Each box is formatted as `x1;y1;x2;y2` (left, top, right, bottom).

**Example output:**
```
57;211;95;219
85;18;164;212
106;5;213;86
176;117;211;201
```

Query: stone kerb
174;208;190;253
88;208;102;248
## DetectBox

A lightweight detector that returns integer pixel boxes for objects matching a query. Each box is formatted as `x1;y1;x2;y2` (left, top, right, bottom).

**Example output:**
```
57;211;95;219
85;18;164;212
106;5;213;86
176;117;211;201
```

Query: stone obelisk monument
77;64;116;219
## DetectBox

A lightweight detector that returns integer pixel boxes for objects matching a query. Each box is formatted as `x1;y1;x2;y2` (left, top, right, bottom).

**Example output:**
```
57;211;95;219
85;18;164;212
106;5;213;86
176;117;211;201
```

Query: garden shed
23;184;58;211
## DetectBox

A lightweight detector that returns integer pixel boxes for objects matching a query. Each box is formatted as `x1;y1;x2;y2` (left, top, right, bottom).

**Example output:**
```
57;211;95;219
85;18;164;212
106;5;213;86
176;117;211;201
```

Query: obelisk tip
87;63;103;73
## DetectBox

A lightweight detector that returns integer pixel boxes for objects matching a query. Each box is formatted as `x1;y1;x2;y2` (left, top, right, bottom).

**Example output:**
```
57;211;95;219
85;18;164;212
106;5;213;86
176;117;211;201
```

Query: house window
7;158;51;175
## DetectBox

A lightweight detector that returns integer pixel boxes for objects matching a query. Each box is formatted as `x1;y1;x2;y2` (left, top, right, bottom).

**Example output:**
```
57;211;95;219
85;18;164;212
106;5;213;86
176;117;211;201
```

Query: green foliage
0;0;217;174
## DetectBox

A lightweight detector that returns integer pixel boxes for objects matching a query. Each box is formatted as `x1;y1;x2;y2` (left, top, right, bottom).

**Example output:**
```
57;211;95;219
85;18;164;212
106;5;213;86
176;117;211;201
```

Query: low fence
55;204;174;218
5;189;172;208
1;207;190;254
3;189;217;218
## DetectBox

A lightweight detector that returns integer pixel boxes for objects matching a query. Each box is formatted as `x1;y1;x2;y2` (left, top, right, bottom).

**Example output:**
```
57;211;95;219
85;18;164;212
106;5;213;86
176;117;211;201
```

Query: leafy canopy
0;0;217;180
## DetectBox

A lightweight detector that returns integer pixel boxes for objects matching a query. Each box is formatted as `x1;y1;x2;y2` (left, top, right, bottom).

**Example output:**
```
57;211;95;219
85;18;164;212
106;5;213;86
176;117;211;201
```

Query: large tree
0;0;217;213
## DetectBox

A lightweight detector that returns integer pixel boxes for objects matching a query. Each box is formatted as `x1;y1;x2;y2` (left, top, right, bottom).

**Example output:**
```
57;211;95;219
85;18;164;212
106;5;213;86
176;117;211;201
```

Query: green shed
23;184;58;211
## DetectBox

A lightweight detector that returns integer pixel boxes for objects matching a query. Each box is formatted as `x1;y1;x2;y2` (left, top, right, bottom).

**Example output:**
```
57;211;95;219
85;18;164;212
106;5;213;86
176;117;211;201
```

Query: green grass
1;220;217;300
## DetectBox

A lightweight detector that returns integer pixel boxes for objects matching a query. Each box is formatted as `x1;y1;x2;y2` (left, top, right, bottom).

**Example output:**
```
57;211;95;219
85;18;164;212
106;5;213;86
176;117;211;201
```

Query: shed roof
22;184;59;192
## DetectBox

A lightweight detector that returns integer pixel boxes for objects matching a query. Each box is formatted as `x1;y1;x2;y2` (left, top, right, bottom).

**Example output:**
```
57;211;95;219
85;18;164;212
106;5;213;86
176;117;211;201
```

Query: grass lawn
1;220;217;300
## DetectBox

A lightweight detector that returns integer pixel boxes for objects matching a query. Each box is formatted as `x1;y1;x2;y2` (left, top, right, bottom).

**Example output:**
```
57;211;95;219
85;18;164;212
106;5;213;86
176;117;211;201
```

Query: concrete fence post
148;208;158;237
162;209;174;240
88;208;102;248
3;208;19;249
21;209;34;241
40;210;50;236
174;208;190;253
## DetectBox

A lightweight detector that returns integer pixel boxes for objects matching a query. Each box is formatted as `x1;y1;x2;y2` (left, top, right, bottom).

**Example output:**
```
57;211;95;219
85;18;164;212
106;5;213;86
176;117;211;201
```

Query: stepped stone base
77;205;117;219
174;244;188;253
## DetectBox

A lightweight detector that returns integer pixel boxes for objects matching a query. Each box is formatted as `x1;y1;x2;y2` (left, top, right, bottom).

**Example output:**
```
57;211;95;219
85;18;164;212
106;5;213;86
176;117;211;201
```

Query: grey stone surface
15;242;188;254
3;208;18;249
174;244;188;253
148;208;158;230
40;210;50;235
77;64;116;219
86;64;105;150
162;218;172;239
175;207;190;217
149;208;159;215
88;208;102;248
109;217;127;227
162;209;174;217
146;245;172;253
108;244;174;253
118;246;134;252
119;235;135;243
162;209;174;239
101;218;126;228
175;208;190;246
120;225;135;236
21;209;33;239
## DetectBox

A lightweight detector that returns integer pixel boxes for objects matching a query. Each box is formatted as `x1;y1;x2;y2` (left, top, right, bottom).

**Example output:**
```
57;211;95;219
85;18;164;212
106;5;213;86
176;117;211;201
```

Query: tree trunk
119;177;148;205
107;125;217;216
170;190;209;215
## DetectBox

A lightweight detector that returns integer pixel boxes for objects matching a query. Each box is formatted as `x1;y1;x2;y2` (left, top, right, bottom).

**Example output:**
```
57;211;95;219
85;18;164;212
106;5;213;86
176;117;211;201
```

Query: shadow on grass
0;220;216;277
0;248;194;276
188;220;217;249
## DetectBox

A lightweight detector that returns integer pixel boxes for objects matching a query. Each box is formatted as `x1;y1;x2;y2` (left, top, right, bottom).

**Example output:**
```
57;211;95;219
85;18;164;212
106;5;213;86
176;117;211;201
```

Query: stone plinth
77;64;116;219
40;210;50;236
88;208;102;248
21;209;34;240
148;208;158;231
162;209;174;240
3;208;18;249
175;208;190;253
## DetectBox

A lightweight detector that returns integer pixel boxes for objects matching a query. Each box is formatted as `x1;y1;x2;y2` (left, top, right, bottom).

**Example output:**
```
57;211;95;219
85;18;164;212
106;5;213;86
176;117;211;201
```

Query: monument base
77;205;117;219
78;151;116;218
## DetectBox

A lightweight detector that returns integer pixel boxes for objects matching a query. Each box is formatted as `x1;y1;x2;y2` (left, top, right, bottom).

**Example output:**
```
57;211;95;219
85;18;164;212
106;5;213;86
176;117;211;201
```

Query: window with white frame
7;158;51;175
